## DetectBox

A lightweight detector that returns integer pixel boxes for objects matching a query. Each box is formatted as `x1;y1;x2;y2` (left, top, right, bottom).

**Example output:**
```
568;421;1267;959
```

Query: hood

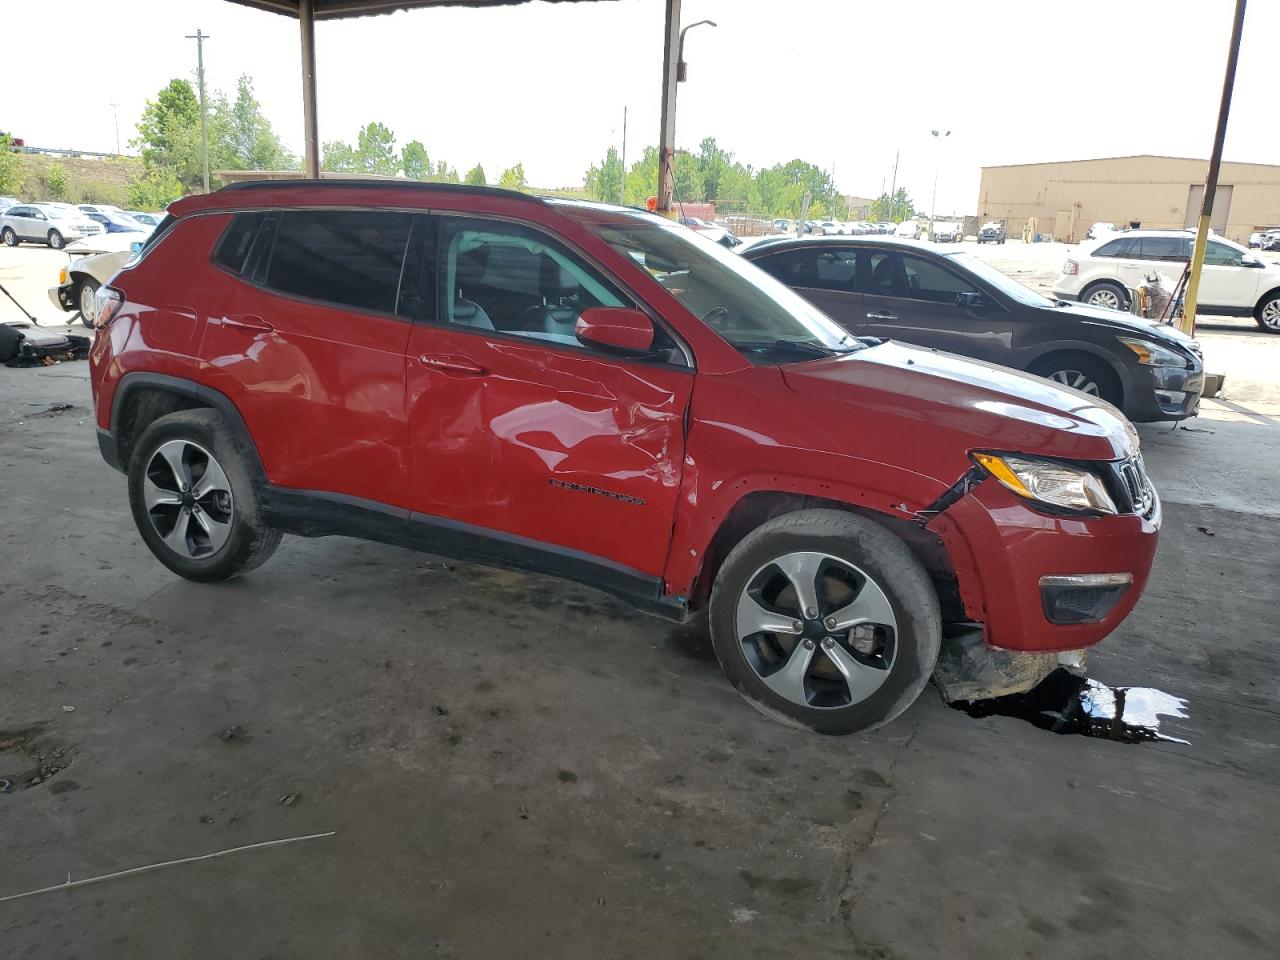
782;341;1137;462
1049;301;1198;349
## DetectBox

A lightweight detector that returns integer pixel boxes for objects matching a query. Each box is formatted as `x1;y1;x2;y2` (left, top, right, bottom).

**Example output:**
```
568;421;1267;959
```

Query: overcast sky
6;0;1277;214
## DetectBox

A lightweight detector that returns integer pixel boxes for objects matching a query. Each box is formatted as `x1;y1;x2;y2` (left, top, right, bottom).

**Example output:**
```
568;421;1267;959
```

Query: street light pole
185;28;211;193
656;3;716;215
929;129;950;240
109;101;120;156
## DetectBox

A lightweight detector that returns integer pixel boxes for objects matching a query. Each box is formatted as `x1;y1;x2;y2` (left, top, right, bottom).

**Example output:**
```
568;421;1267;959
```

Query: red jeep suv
88;181;1160;734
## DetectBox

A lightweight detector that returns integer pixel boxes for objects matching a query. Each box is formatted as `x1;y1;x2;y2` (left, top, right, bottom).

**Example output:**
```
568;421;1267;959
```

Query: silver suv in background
0;202;104;248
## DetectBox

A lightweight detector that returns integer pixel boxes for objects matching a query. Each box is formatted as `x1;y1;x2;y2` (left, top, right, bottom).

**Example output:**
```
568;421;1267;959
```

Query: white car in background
1085;221;1117;240
1055;229;1280;333
894;220;924;239
48;233;145;327
1;202;104;248
931;221;962;242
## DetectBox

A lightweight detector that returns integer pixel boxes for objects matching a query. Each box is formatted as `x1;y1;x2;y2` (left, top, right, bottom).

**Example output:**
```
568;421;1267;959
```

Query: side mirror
129;241;144;254
1242;255;1262;268
575;307;655;355
956;291;988;308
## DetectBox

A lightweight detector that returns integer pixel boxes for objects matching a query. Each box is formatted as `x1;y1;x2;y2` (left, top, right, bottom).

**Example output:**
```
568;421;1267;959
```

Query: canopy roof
225;0;608;19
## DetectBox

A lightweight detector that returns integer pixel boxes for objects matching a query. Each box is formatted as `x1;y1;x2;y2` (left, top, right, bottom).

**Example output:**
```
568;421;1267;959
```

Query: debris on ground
219;724;252;744
1197;525;1215;536
278;792;302;807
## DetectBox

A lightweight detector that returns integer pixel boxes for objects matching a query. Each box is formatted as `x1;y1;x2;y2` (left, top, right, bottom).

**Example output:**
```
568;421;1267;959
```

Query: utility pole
929;129;950;239
186;28;210;193
889;149;900;220
109;101;120;156
620;105;628;206
1181;0;1247;336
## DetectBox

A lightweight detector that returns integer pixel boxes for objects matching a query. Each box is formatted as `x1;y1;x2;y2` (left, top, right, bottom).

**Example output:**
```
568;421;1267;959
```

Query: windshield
593;216;864;363
44;206;75;219
944;252;1056;308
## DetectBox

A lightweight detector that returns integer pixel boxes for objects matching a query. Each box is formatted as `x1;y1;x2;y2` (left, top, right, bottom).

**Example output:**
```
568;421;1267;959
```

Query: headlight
972;452;1117;515
1117;336;1189;368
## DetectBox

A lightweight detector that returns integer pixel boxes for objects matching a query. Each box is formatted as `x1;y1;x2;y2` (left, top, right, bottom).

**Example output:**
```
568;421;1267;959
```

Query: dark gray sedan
741;236;1204;422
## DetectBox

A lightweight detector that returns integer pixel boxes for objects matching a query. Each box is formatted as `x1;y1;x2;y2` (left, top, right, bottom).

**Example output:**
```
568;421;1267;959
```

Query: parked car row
1249;229;1280;251
0;200;160;248
84;179;1166;736
804;220;896;236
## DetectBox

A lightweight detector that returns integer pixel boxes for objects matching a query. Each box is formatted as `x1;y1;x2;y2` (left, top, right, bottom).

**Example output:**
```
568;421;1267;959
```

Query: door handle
217;314;274;333
418;354;486;375
866;311;898;321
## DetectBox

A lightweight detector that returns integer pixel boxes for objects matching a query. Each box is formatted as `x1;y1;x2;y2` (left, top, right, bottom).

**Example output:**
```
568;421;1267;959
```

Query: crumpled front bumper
48;282;75;313
925;479;1161;654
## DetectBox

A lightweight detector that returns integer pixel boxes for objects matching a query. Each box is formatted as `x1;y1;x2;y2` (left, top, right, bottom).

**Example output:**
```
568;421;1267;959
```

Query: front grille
1113;455;1156;517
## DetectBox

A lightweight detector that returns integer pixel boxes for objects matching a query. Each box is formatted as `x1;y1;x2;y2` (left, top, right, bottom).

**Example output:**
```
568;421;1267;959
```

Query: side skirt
260;485;690;623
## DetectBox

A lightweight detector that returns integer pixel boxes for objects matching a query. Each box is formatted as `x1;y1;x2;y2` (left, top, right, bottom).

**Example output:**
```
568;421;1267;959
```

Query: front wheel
1031;353;1122;407
76;277;99;328
1255;292;1280;334
708;509;941;735
47;229;65;249
128;409;282;582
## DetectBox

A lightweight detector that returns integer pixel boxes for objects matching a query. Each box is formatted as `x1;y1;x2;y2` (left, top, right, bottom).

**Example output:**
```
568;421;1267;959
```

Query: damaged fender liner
918;468;989;625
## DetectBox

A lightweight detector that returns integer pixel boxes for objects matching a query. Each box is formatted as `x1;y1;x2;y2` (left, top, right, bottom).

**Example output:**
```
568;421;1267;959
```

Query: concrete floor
2;244;1279;958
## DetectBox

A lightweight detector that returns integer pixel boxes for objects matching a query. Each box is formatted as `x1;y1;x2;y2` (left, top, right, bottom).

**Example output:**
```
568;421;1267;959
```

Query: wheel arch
1079;278;1129;308
111;373;266;484
682;489;970;624
1025;345;1127;407
1255;285;1280;318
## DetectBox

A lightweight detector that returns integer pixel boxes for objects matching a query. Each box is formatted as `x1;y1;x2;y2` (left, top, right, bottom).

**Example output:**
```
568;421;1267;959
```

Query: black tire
1254;290;1280;334
708;509;941;735
1;227;16;246
127;409;282;582
1081;280;1128;312
47;229;65;250
76;277;99;328
1030;352;1122;407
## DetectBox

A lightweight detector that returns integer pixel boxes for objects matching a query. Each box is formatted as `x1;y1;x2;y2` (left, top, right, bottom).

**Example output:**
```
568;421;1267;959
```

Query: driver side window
862;251;970;304
1204;240;1243;267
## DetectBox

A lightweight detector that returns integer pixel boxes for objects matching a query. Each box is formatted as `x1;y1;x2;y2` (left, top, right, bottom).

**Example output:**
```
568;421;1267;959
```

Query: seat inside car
521;263;581;339
452;251;496;330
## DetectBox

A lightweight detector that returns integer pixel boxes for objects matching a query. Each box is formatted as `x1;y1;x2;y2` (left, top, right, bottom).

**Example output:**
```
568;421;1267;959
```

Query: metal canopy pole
655;0;680;215
1181;0;1247;336
300;0;320;179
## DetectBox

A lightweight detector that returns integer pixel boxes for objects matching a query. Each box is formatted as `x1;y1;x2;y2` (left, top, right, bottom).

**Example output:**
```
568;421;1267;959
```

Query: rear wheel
1;227;16;246
1082;280;1128;311
128;409;282;582
708;509;940;735
47;229;65;250
1031;353;1121;407
76;277;99;328
1255;292;1280;334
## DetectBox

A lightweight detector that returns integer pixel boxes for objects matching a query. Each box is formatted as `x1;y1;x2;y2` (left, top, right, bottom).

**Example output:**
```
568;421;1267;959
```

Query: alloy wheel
735;551;898;709
1262;299;1280;331
78;282;97;321
1047;369;1101;395
1087;288;1122;310
143;439;234;559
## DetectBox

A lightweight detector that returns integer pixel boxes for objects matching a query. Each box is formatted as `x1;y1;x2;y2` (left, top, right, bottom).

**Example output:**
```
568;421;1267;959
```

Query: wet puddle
953;669;1190;744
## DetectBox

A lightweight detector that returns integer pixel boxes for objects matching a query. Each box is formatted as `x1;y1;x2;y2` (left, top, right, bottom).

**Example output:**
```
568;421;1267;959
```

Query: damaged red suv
88;181;1160;734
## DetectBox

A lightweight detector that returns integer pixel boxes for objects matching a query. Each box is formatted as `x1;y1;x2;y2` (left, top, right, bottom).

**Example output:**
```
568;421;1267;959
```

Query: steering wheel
701;305;730;327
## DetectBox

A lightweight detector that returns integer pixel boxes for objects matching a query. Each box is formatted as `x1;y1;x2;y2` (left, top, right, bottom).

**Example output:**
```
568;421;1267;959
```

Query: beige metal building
976;155;1280;244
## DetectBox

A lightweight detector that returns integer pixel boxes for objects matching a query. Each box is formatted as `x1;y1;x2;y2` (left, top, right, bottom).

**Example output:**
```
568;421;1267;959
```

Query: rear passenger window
1134;237;1191;261
265;210;416;315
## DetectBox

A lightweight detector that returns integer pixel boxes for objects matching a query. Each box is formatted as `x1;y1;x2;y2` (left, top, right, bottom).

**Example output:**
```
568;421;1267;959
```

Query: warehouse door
1184;184;1233;233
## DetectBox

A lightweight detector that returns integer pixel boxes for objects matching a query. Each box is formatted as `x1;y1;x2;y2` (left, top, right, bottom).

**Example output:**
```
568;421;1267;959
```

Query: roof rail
218;178;544;205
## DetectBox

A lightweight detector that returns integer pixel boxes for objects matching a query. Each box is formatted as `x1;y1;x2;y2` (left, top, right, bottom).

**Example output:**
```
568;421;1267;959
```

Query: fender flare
108;372;267;484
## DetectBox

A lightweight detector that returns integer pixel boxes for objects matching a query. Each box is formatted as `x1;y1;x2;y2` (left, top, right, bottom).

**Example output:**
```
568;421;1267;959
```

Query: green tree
43;163;69;201
622;146;659;206
584;147;623;203
135;79;200;172
223;74;293;171
869;188;915;223
434;160;460;182
322;139;359;173
0;135;21;194
401;140;430;180
356;122;398;175
498;162;527;190
128;167;184;209
464;164;487;186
